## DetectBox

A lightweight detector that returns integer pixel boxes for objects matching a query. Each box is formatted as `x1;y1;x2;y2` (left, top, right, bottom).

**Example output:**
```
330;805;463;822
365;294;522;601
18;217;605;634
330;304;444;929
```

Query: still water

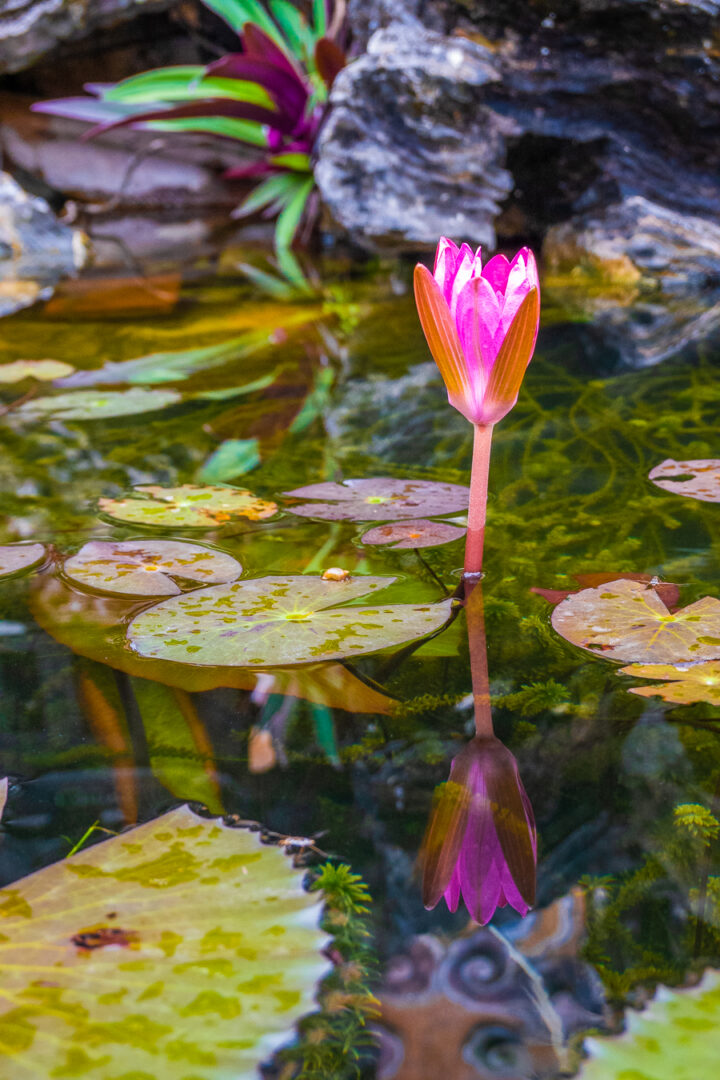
1;257;720;1079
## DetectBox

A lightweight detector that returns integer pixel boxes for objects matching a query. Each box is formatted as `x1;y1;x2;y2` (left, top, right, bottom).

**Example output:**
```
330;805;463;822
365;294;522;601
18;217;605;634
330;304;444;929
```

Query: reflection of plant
34;0;347;269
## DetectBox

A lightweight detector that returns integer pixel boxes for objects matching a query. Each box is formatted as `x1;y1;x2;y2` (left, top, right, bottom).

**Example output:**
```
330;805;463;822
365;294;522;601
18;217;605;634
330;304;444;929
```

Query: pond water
2;256;720;1079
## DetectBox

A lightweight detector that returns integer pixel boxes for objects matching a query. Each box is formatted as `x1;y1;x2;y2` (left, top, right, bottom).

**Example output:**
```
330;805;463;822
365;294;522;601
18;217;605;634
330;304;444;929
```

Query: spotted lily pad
0;359;74;383
98;484;278;527
16;386;181;420
0;804;329;1080
551;579;720;664
578;970;720;1079
283;478;469;522
649;458;720;502
361;518;466;549
63;539;242;597
127;574;454;668
0;543;45;578
619;660;720;705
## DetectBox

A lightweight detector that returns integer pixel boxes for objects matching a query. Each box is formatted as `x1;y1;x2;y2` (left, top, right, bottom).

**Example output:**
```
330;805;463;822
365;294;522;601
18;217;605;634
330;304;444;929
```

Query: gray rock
347;0;446;50
0;0;173;75
0;171;88;317
315;25;514;253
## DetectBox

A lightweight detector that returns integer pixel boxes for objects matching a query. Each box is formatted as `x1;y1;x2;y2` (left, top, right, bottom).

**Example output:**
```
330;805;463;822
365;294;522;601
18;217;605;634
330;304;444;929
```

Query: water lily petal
456;275;502;384
433;237;460;304
479;286;540;424
414;264;472;414
449;244;480;318
482;253;511;294
421;779;471;910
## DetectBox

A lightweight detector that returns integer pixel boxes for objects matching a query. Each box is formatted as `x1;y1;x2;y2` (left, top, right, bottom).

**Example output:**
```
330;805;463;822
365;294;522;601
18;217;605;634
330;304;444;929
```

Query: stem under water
464;579;493;738
464;422;494;577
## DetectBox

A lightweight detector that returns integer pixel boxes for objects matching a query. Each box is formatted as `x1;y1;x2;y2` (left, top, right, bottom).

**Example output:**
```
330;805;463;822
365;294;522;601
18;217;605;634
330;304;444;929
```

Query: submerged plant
34;0;347;265
414;238;540;575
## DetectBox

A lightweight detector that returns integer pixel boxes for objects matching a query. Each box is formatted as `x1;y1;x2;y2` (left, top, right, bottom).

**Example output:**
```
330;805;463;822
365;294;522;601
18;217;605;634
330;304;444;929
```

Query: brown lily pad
361;518;466;549
532;572;680;612
551;579;720;664
619;661;720;705
283;478;469;522
98;484;278;527
63;539;242;597
649;459;720;503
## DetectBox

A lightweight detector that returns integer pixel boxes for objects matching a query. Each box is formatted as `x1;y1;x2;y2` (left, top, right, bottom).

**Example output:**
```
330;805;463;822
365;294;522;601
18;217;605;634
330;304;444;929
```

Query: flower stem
464;422;494;577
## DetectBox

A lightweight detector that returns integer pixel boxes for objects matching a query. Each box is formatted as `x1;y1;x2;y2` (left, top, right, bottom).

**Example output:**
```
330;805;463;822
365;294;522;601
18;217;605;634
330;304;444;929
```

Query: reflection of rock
315;26;514;252
0;0;174;75
0;171;88;316
375;890;607;1079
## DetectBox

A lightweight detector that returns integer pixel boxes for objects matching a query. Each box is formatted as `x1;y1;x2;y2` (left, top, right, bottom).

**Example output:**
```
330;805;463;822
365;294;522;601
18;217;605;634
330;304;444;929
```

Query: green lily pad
127;574;454;668
16;387;181;420
0;804;329;1079
0;543;45;578
0;359;74;383
63;539;242;597
283;478;469;522
578;970;720;1079
98;484;278;527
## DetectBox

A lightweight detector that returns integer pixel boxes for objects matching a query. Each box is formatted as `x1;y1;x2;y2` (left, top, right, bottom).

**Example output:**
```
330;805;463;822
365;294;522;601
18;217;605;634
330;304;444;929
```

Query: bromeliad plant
34;0;347;268
415;238;540;576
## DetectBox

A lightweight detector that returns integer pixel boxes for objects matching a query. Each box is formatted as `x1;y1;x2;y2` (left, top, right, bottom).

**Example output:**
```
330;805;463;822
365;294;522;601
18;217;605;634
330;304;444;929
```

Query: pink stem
464;422;494;577
464;579;493;737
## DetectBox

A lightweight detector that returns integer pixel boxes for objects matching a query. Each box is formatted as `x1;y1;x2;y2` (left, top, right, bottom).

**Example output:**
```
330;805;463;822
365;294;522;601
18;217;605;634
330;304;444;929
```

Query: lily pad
0;804;329;1080
63;539;242;597
551;579;720;664
0;359;74;383
283;478;469;522
98;484;278;527
0;543;45;578
649;458;720;502
31;575;397;713
619;660;720;705
361;518;466;549
578;970;720;1080
127;574;454;668
532;572;680;612
16;386;181;420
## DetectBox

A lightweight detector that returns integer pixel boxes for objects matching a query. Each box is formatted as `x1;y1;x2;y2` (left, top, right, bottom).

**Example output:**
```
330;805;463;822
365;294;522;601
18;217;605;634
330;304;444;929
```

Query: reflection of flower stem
464;578;492;737
465;422;494;576
693;775;720;957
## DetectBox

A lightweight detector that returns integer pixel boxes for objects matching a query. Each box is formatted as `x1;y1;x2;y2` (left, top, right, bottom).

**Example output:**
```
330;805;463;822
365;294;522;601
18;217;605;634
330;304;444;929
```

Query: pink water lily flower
421;735;537;925
414;239;540;425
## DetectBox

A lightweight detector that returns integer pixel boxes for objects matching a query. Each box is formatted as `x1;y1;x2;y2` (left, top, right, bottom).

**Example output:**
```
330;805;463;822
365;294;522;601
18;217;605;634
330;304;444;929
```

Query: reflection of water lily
421;735;537;925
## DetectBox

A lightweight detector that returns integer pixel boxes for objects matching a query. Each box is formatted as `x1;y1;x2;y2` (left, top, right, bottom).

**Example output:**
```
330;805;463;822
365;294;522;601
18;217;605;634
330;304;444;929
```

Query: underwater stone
0;171;88;317
315;24;513;253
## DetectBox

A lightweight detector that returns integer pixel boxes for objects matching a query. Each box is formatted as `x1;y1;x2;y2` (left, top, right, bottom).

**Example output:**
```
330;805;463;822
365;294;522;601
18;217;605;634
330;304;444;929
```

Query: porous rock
315;24;514;253
0;171;88;317
0;0;174;75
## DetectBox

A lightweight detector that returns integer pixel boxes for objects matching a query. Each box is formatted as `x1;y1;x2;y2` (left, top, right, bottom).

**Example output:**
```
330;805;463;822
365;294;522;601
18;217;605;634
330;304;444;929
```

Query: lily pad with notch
552;578;720;664
15;386;181;421
63;539;242;597
0;359;74;383
0;543;45;578
98;483;278;527
0;804;329;1080
127;574;454;668
361;518;466;549
649;458;720;503
619;660;720;705
283;478;469;522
